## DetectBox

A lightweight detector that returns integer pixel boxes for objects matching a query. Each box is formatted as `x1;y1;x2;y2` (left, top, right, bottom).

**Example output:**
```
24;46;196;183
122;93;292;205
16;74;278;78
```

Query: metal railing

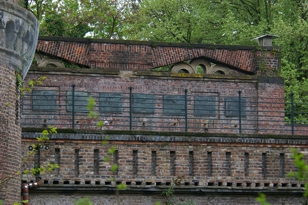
21;85;308;135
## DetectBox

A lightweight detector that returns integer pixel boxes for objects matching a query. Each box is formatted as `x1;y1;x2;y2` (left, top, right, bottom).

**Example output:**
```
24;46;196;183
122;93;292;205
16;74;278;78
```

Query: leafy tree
28;0;128;38
125;0;225;43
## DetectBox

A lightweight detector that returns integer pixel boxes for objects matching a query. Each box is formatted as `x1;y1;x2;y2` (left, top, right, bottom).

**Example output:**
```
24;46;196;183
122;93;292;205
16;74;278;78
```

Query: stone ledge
28;184;304;196
22;129;308;145
28;66;271;82
38;36;281;52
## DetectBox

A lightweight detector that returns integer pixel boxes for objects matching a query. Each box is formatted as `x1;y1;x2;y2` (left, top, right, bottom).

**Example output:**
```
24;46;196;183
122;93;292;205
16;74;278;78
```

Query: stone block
133;94;155;114
32;90;56;111
194;96;217;117
163;95;185;116
99;92;122;113
67;91;89;112
225;97;246;117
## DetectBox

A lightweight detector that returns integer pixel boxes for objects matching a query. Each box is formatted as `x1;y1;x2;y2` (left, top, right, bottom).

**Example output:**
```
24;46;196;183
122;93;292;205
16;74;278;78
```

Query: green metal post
238;91;242;134
72;85;75;129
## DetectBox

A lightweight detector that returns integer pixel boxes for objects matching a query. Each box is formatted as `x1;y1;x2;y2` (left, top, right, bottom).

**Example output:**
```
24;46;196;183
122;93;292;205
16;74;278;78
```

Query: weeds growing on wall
86;96;127;205
155;176;195;205
0;74;58;205
73;197;93;205
257;148;308;205
0;126;59;205
81;97;197;205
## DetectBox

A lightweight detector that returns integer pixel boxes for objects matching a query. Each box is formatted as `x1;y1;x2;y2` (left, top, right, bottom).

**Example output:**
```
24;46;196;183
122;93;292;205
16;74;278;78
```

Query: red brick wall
21;134;306;192
37;37;280;74
20;63;308;204
22;68;304;135
0;66;21;204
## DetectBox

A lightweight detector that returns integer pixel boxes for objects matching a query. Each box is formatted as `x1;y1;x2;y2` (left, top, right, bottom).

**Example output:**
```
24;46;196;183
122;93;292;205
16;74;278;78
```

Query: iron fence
21;85;308;135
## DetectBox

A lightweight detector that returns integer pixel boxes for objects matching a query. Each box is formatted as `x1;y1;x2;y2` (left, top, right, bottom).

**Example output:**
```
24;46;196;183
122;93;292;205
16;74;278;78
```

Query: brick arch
36;37;279;74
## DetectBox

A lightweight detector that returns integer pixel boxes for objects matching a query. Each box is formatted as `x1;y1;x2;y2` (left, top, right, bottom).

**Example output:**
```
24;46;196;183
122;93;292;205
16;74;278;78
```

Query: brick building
20;36;308;205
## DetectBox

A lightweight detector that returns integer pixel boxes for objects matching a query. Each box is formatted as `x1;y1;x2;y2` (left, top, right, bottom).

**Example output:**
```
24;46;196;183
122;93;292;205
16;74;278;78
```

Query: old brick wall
22;133;304;186
258;77;286;134
22;70;259;133
36;37;280;74
0;65;21;204
21;132;308;204
22;68;306;135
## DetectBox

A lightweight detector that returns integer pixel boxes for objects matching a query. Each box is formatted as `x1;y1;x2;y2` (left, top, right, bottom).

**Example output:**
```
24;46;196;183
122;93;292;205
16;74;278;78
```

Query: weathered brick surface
21;133;308;204
21;132;307;185
36;37;280;74
22;68;308;135
19;38;308;204
0;65;21;204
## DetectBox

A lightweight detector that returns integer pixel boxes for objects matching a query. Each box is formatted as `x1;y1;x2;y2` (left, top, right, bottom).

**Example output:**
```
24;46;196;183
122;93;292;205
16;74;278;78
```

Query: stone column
0;1;38;204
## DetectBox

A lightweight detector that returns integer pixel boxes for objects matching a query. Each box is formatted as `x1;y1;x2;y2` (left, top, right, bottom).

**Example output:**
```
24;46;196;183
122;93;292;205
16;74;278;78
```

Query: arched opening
178;69;189;73
171;63;195;74
46;63;57;67
196;64;206;74
214;70;225;75
190;58;211;74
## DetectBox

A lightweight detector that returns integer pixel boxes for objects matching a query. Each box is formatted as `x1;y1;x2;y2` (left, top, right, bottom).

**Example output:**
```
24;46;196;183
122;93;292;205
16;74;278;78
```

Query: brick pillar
0;1;38;204
257;76;285;135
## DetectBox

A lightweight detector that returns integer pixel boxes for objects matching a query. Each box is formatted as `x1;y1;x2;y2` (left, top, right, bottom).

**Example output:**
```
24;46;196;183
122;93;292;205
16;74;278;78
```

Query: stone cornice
22;130;308;146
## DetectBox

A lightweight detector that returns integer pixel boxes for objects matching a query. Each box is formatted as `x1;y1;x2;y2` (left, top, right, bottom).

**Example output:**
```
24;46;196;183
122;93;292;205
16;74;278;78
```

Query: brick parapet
36;37;280;74
21;131;308;195
22;131;308;145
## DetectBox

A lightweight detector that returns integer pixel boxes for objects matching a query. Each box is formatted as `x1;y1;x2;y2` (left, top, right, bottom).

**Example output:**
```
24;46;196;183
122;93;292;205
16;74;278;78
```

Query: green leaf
111;164;118;172
108;146;116;155
97;120;104;128
256;193;271;205
117;183;127;190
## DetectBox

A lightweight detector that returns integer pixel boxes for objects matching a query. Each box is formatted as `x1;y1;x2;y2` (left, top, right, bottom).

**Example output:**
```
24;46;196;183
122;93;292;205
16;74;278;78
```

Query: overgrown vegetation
0;126;58;205
0;75;59;205
157;176;195;205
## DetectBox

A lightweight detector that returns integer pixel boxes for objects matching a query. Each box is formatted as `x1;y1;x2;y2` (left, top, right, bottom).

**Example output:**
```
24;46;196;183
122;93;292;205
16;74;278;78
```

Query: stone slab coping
26;183;304;196
38;36;280;51
22;129;308;145
28;66;284;84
